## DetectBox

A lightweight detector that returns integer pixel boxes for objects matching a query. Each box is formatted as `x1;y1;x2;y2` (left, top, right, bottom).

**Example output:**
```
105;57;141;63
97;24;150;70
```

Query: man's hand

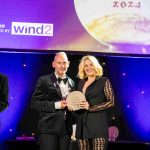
61;100;67;109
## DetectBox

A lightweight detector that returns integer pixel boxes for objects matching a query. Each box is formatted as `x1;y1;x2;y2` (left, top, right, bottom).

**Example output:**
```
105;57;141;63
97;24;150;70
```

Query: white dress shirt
54;72;70;109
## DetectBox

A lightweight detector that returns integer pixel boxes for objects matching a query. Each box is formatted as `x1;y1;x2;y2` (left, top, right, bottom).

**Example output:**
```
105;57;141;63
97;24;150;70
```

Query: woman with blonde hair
76;55;115;150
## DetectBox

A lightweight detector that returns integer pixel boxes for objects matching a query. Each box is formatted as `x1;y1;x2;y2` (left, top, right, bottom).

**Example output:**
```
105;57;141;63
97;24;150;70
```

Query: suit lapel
50;73;62;99
78;79;86;92
67;78;74;91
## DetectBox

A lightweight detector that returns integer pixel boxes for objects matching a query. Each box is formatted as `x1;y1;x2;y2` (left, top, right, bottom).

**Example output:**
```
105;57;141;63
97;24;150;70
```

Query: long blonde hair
78;55;103;79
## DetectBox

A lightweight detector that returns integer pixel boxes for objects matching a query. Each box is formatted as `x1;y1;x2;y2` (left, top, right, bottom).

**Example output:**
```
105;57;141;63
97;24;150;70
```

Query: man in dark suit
31;52;75;150
0;74;9;112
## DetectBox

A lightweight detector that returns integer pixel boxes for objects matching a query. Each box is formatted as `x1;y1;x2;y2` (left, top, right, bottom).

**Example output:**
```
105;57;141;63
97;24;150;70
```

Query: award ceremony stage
5;139;150;150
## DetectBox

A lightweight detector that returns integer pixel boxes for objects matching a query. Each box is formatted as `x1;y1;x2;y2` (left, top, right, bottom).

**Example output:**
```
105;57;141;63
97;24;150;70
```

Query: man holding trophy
31;52;75;150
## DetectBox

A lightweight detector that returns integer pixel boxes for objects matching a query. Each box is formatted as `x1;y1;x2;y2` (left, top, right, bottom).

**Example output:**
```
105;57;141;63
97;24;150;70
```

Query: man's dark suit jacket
0;74;9;112
30;73;75;136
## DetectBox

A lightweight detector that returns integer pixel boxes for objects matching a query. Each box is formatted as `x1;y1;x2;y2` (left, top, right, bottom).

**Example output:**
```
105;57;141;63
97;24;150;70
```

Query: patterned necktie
57;77;68;84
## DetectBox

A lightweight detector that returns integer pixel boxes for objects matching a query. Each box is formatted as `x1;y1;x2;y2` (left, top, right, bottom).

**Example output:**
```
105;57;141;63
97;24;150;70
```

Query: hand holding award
66;91;86;111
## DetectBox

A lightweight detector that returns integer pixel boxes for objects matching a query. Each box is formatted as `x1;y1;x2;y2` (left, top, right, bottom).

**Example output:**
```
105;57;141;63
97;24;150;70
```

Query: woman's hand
80;100;89;110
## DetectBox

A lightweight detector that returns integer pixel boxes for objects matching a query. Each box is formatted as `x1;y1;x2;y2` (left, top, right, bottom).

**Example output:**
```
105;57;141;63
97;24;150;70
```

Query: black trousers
39;134;70;150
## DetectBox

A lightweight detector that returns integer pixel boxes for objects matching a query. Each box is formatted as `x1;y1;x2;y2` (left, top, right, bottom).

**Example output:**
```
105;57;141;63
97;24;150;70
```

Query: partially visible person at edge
0;73;9;112
75;55;115;150
107;105;120;142
30;52;76;150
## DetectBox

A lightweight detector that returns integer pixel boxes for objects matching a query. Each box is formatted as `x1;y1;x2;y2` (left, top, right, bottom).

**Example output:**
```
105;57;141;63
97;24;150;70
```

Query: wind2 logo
11;22;53;36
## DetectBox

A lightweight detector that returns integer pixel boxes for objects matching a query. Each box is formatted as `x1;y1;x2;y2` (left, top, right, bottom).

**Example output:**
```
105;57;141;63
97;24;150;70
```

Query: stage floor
5;140;150;150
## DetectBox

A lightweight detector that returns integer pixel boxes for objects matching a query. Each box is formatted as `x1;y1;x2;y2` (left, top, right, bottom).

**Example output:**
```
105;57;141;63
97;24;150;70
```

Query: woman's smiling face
84;59;96;77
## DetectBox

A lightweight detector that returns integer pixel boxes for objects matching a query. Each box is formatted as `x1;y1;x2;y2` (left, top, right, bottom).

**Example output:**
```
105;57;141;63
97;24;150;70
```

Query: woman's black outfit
76;77;114;150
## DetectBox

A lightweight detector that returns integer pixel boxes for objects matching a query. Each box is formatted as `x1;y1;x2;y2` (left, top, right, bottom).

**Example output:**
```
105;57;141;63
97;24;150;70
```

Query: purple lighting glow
107;56;150;142
0;0;150;54
23;64;26;67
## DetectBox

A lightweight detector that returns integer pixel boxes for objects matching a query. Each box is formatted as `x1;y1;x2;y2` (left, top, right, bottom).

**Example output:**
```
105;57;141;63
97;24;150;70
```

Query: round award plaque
66;91;86;111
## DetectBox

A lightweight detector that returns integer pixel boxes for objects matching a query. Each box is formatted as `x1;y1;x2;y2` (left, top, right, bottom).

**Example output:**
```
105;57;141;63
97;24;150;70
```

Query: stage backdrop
0;0;150;54
1;51;150;143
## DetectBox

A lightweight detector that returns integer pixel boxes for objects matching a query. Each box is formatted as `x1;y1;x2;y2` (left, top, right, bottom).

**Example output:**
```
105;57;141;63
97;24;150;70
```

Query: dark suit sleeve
30;77;55;113
0;75;9;112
